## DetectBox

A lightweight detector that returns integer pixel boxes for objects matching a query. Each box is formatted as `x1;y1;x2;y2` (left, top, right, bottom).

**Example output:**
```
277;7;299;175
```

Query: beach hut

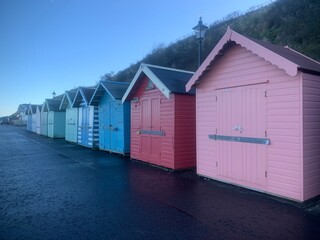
90;81;130;154
186;27;320;202
73;87;99;148
26;104;37;132
60;90;78;143
122;64;196;170
35;105;41;134
40;102;48;136
25;105;32;131
43;98;66;138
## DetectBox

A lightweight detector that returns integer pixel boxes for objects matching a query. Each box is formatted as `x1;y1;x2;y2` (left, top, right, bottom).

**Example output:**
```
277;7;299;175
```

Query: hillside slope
106;0;320;82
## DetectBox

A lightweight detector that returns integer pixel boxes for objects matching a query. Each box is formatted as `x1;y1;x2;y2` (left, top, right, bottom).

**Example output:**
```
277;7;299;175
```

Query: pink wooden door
140;96;161;164
216;84;267;187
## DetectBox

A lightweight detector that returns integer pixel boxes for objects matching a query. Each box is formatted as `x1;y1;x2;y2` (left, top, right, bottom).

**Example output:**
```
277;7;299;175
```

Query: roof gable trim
89;83;116;106
122;64;171;102
186;27;299;91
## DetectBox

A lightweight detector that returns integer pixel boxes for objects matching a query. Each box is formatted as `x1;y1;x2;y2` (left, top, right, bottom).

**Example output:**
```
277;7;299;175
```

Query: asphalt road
1;125;320;240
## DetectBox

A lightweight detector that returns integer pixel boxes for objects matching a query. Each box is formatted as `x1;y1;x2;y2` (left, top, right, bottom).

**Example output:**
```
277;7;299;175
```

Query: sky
0;0;271;117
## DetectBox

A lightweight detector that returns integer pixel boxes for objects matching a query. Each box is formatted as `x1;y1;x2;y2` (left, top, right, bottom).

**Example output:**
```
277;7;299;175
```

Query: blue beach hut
72;87;99;149
90;81;131;154
60;90;78;143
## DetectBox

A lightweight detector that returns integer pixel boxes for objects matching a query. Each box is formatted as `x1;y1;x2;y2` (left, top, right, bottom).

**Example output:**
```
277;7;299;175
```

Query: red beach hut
122;64;196;170
186;27;320;201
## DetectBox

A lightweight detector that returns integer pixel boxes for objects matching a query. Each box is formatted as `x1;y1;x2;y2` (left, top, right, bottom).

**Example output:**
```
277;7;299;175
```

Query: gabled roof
90;81;130;106
122;63;194;102
42;98;64;112
26;104;38;115
72;86;96;107
59;89;77;110
36;105;42;113
186;27;320;91
40;101;46;113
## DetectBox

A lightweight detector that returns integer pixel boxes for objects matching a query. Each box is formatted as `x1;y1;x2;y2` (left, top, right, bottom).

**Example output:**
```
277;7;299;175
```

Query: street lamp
52;91;56;98
193;17;208;67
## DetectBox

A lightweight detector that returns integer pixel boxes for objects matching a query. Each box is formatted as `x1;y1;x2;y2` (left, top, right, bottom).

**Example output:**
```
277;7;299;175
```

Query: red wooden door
216;84;267;187
140;96;161;165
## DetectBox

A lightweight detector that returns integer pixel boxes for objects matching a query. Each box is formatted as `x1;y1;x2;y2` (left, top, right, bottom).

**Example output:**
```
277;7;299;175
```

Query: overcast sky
0;0;272;117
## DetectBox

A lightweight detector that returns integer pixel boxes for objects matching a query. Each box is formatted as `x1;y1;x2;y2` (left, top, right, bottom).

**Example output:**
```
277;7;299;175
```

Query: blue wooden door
79;106;89;146
99;100;124;153
99;102;110;150
110;101;121;152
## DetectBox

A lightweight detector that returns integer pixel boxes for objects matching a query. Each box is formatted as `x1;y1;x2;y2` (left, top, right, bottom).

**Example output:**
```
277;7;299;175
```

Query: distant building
10;104;29;126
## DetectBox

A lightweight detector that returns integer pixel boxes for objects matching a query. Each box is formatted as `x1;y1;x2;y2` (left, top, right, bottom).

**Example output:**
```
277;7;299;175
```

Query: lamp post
193;17;208;67
52;91;56;98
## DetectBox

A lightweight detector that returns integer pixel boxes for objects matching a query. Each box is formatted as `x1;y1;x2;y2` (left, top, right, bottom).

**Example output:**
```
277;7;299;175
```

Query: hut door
140;96;161;164
66;108;78;143
100;101;118;151
80;107;90;146
216;84;267;187
99;103;109;150
99;101;115;150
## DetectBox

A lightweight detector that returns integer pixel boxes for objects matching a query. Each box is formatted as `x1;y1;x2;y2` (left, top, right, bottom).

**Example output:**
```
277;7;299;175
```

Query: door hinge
265;171;267;178
265;130;267;137
215;96;218;101
216;162;218;167
265;91;267;98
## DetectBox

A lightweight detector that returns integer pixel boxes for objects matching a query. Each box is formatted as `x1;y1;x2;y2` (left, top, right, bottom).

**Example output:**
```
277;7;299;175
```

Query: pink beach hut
186;27;320;202
122;64;196;170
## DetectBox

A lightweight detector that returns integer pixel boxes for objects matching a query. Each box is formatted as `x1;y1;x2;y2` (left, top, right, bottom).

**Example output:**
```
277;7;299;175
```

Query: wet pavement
0;125;320;240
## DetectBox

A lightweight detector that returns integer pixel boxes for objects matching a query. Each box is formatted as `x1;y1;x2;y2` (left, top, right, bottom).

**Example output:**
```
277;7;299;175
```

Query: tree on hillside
101;0;320;83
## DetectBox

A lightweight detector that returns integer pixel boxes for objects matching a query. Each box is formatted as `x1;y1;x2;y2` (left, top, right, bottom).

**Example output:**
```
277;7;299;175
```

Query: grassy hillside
105;0;320;82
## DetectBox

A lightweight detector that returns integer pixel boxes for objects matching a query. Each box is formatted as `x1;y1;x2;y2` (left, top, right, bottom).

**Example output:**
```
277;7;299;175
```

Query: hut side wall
36;108;41;134
302;73;320;200
130;76;175;169
27;115;32;131
196;44;303;200
123;101;131;154
131;97;140;159
40;112;48;136
173;94;196;169
31;114;36;132
89;106;99;149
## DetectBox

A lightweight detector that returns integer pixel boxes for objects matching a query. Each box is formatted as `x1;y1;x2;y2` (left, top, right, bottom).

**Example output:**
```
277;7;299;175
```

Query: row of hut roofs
25;28;320;203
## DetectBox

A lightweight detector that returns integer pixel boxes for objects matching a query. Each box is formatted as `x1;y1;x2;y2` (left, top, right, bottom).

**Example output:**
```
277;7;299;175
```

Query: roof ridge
284;45;320;65
142;63;194;74
101;80;130;85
